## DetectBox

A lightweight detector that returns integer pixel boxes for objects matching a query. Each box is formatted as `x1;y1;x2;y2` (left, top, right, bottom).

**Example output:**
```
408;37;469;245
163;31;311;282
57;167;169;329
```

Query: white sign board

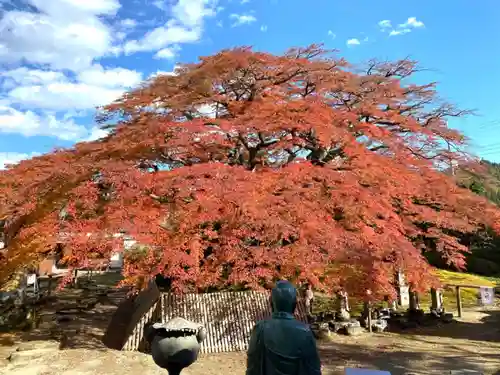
480;286;494;305
398;285;410;308
109;252;124;269
345;369;391;375
26;274;37;286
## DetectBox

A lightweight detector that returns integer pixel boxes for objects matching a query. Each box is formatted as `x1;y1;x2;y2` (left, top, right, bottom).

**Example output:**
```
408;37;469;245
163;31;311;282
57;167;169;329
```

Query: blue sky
0;0;499;168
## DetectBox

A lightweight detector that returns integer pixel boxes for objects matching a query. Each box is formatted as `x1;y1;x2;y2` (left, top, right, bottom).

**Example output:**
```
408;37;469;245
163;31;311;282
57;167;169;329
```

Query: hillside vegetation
315;269;499;315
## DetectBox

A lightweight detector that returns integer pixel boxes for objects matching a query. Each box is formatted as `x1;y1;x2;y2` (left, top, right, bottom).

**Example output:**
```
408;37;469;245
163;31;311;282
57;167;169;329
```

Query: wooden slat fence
122;290;308;354
123;300;161;352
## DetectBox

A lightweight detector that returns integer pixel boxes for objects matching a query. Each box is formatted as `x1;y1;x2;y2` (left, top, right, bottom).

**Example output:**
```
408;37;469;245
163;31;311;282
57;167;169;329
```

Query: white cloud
400;17;424;28
148;66;181;79
28;0;121;17
153;0;168;11
154;45;181;59
0;152;41;170
120;18;137;28
0;0;120;71
7;83;125;111
1;64;142;112
389;29;411;36
378;20;392;29
77;64;143;88
0;106;89;141
172;0;218;27
381;16;425;37
0;0;222;148
241;0;250;3
230;13;257;27
327;30;336;39
85;126;110;142
346;38;360;46
260;25;267;32
124;0;219;54
0;68;66;89
123;20;201;54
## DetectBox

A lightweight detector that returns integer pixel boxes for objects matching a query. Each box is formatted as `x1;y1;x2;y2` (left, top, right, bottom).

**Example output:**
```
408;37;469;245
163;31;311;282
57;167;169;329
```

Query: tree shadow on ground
0;271;127;351
392;308;500;343
318;339;499;375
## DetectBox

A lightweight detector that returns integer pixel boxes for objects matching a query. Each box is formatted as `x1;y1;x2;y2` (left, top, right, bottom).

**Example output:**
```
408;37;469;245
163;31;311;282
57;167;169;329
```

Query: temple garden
0;270;499;375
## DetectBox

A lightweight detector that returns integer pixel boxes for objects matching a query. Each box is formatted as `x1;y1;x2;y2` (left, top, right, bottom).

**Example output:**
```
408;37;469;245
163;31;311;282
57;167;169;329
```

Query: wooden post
409;289;420;311
366;289;372;333
456;286;462;318
367;304;372;333
430;288;443;312
47;275;52;296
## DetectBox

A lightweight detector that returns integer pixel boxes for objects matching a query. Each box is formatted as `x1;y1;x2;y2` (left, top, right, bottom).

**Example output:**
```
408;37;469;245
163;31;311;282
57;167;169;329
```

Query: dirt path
1;274;499;375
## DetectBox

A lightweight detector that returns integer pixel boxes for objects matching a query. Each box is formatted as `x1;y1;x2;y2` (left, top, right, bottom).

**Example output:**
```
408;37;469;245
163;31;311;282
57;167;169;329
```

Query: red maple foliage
1;45;499;298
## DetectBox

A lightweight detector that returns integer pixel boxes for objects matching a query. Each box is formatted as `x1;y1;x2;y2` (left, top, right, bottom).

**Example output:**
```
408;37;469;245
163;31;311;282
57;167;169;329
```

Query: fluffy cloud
378;17;425;37
7;83;125;111
123;0;219;54
0;68;66;89
0;0;121;71
230;13;257;27
28;0;121;16
2;63;142;113
85;126;111;142
123;20;201;54
120;18;137;28
77;65;143;88
0;152;41;170
346;38;360;46
378;20;392;30
389;29;411;36
400;17;424;28
0;106;89;141
0;0;219;145
154;45;181;60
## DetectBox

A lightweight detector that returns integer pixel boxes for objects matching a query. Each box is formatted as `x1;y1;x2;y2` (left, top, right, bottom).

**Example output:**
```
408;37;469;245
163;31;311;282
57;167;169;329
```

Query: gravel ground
1;309;500;375
1;274;499;375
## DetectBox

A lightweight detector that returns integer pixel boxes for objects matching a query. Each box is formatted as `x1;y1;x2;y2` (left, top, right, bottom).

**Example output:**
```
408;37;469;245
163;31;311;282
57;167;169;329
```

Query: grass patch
313;270;500;316
435;269;499;287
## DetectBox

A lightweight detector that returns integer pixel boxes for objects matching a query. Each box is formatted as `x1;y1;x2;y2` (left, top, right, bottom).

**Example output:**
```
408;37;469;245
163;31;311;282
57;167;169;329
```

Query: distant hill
456;160;500;205
447;160;500;276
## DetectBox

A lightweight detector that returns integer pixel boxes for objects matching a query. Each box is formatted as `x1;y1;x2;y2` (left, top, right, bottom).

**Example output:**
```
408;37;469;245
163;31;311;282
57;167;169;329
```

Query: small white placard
480;286;494;305
26;274;37;286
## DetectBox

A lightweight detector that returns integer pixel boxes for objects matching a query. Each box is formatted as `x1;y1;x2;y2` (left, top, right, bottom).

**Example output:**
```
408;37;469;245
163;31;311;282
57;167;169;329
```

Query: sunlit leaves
0;45;499;298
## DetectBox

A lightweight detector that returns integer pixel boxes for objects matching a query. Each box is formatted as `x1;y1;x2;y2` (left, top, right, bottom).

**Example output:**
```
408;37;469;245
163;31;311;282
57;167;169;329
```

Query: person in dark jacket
246;280;322;375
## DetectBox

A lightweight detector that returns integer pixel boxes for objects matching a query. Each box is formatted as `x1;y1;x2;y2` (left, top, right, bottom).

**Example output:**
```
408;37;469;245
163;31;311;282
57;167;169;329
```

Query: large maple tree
1;45;499;298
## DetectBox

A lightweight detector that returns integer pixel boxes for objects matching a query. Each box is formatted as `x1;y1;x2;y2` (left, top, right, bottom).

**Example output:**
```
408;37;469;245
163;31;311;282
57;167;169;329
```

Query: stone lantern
145;317;207;375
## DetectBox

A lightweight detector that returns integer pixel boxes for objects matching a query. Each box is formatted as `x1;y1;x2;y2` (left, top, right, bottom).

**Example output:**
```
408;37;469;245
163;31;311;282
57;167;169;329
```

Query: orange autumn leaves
0;44;498;297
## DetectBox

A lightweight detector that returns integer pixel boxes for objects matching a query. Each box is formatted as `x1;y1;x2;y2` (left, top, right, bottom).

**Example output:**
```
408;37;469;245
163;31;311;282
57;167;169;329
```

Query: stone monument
396;270;409;308
430;288;444;314
145;317;206;375
335;290;350;321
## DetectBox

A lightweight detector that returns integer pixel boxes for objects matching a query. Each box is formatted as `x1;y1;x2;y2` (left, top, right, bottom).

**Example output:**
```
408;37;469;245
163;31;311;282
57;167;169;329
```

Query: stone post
430;288;443;313
335;290;350;321
396;270;410;308
409;288;420;311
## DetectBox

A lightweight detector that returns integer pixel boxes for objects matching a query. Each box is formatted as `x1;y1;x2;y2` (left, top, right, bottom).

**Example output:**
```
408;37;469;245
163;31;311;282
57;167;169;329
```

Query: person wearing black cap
246;280;322;375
